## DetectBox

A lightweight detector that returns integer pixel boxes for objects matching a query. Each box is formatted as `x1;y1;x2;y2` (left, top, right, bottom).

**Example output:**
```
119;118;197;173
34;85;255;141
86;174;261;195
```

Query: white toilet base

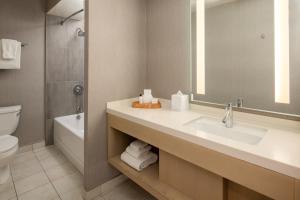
0;165;10;184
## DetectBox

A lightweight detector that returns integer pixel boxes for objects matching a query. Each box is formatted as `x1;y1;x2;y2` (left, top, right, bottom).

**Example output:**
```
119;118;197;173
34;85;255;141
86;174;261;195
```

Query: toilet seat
0;135;18;154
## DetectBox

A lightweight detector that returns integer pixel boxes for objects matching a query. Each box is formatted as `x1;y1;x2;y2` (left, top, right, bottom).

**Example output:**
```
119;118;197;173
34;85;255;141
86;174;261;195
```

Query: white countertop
107;98;300;179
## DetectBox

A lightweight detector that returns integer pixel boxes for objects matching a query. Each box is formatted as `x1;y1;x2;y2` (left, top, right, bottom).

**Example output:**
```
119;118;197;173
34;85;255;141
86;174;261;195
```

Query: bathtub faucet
76;105;81;113
76;106;81;120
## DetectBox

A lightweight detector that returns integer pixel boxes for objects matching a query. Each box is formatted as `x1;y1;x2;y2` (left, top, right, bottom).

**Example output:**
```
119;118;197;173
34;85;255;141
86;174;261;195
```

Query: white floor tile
44;162;78;181
52;172;83;196
18;183;59;200
59;187;84;200
11;158;43;181
39;154;68;170
103;180;156;200
1;145;155;200
12;151;36;166
32;141;46;151
18;145;33;154
14;171;49;195
93;196;105;200
0;178;17;200
34;146;61;161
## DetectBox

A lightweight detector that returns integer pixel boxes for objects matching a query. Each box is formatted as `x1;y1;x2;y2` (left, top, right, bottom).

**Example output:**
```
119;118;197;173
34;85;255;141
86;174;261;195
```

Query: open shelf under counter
107;112;297;200
108;156;192;200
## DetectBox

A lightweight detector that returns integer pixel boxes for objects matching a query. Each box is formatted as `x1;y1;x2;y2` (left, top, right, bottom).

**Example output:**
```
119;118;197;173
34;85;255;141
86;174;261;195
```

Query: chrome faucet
222;103;233;128
75;106;81;120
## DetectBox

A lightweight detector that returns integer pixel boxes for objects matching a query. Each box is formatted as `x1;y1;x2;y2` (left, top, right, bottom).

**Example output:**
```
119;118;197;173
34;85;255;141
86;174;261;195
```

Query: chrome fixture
76;106;82;120
21;43;28;47
237;98;243;108
77;28;85;37
222;103;233;128
60;9;84;26
73;84;84;119
73;84;84;96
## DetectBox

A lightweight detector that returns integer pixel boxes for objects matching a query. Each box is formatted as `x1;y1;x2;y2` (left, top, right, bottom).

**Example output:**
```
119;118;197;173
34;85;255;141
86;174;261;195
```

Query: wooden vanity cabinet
296;180;300;200
107;114;297;200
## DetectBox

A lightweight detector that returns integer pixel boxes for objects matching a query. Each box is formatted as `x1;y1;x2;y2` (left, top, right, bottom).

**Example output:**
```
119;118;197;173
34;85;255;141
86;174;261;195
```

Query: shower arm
60;9;84;26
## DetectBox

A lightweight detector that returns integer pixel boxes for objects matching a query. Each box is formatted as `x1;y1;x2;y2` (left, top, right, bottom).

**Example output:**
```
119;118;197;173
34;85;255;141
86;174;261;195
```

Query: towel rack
21;43;28;47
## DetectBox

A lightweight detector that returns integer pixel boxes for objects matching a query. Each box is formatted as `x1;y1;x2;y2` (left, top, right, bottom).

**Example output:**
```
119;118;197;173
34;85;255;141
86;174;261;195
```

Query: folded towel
1;39;19;60
130;140;148;151
0;41;21;69
121;151;158;171
126;145;151;159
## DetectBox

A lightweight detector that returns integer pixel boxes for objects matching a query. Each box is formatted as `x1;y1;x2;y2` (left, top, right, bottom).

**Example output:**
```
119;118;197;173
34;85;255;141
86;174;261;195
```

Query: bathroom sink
185;117;267;145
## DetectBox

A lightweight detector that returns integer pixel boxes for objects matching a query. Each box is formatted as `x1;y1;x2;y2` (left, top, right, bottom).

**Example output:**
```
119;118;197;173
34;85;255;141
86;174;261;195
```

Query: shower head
60;9;84;26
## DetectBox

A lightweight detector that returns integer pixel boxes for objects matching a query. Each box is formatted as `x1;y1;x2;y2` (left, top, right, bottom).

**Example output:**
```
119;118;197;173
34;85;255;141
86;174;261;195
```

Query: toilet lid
0;135;18;153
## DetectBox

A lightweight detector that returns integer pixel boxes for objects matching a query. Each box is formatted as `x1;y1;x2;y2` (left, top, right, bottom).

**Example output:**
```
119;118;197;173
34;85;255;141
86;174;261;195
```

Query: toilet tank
0;105;21;136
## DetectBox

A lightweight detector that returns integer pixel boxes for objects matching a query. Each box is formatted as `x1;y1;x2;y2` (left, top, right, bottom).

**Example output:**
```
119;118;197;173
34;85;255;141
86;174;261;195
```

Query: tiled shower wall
46;15;84;144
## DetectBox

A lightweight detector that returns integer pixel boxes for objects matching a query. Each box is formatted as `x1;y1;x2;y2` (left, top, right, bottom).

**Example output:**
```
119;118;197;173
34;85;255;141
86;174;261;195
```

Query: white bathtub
54;113;84;174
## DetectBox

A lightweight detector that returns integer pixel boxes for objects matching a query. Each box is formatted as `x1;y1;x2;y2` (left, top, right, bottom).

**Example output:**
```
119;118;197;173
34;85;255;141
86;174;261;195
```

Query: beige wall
147;0;300;115
146;0;191;99
0;0;45;146
86;0;300;192
85;0;147;190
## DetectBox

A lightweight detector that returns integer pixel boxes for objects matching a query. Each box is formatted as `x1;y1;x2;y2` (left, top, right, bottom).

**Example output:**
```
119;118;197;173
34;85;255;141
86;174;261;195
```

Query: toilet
0;105;21;184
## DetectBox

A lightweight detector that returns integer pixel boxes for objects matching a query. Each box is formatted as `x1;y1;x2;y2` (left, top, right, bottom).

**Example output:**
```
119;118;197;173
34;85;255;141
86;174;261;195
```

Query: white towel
126;145;151;159
0;40;21;69
1;39;19;60
121;151;158;171
130;140;148;151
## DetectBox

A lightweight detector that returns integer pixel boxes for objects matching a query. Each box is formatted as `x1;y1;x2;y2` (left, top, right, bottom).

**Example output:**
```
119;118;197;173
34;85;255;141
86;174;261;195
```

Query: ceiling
47;0;84;20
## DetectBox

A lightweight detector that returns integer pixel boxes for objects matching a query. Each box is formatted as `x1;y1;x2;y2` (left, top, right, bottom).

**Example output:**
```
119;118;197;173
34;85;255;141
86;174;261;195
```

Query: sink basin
185;117;267;145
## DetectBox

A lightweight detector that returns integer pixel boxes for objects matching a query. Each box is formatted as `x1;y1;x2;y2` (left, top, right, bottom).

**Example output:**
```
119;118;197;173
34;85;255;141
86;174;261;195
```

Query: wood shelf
109;156;193;200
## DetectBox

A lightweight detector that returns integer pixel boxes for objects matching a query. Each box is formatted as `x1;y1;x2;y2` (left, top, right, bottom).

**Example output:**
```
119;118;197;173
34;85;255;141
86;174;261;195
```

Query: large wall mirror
191;0;300;116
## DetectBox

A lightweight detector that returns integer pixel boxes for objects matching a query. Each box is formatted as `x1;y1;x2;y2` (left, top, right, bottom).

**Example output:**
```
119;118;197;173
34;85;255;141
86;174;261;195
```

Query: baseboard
83;174;128;200
18;140;45;154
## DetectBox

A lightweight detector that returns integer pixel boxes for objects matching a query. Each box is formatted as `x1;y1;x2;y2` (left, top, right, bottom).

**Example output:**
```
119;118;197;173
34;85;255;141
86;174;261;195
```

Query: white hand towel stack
121;140;158;171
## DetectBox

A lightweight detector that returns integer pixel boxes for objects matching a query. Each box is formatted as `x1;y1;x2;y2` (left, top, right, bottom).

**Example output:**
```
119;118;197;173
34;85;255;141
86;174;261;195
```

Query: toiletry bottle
139;94;143;104
143;89;153;103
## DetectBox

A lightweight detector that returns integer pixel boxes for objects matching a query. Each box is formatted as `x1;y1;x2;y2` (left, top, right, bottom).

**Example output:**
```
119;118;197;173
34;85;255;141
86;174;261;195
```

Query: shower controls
73;84;84;96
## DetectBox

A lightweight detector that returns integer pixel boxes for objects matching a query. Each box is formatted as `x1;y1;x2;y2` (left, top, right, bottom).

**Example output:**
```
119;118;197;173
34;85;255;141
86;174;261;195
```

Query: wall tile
45;15;84;144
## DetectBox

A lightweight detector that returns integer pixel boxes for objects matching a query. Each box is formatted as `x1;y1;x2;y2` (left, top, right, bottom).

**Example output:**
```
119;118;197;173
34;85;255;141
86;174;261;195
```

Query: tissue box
171;91;189;111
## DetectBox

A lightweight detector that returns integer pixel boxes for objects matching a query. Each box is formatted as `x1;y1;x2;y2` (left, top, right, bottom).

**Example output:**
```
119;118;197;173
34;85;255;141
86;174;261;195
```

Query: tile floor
0;145;156;200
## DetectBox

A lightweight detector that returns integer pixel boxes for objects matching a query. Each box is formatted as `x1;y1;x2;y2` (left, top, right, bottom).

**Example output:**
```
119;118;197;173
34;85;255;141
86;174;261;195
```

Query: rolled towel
130;140;148;151
121;151;158;171
126;145;151;159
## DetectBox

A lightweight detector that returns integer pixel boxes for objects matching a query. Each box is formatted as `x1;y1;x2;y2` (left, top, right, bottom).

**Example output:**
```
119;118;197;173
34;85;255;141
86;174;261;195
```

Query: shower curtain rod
60;9;84;25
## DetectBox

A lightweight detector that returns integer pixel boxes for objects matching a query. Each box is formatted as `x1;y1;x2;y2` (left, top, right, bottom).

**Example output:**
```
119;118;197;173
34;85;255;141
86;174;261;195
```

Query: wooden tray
132;101;161;109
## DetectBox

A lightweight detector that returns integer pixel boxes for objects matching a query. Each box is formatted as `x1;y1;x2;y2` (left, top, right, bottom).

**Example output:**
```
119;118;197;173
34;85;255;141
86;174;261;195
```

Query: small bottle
139;94;143;104
143;89;153;103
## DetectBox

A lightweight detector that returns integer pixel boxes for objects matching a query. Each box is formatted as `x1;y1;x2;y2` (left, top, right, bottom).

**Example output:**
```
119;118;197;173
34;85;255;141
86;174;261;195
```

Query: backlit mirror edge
189;0;299;121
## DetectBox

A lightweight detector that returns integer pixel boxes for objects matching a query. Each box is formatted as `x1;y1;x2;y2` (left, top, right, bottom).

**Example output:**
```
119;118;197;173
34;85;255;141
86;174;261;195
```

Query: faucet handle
225;103;233;109
237;98;243;108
